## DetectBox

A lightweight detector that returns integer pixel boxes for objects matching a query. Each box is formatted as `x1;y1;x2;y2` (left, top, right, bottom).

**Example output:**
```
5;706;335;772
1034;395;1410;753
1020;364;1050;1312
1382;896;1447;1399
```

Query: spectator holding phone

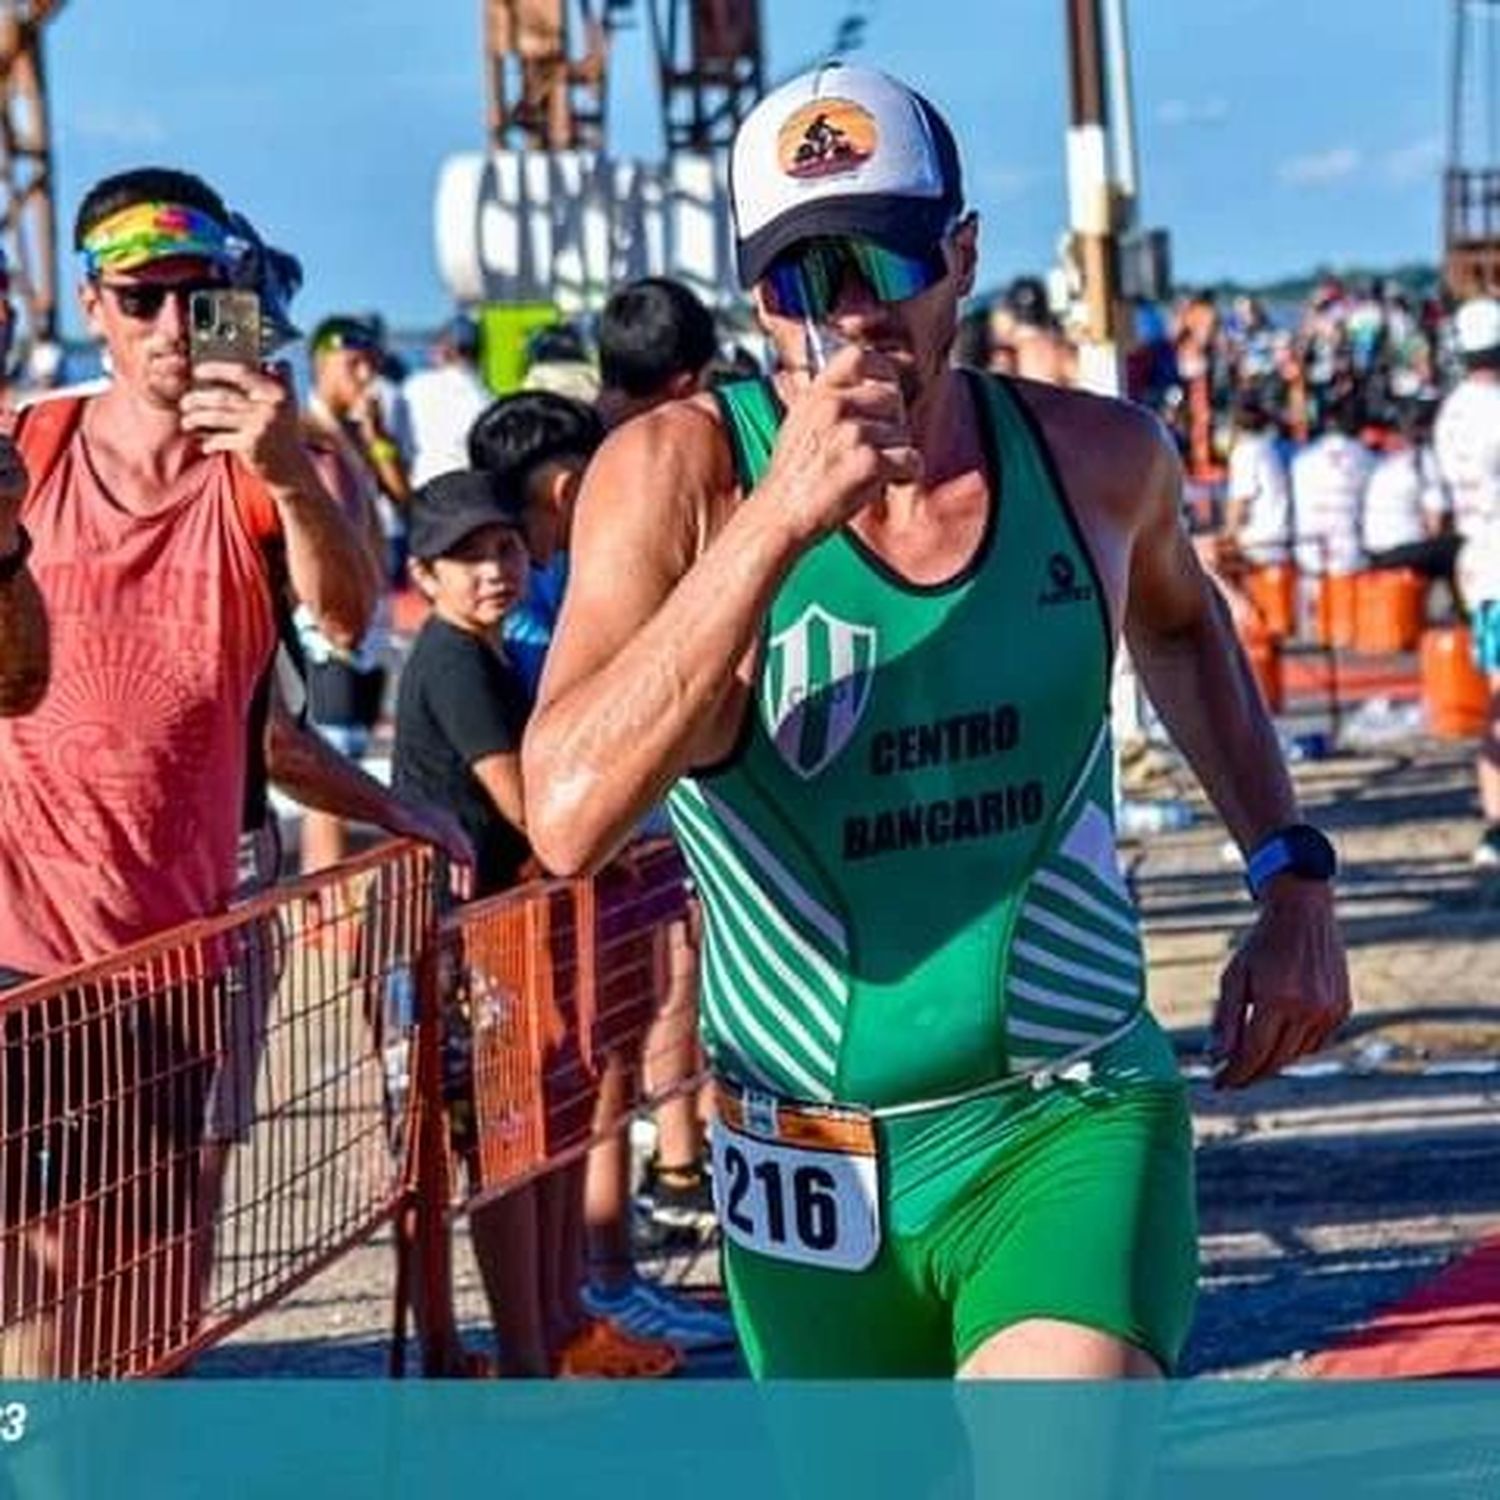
0;167;372;975
0;166;374;1374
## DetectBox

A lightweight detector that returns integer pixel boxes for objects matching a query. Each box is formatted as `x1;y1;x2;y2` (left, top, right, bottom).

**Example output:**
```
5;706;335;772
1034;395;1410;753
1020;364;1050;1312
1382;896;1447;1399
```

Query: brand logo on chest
1038;550;1095;607
761;604;877;779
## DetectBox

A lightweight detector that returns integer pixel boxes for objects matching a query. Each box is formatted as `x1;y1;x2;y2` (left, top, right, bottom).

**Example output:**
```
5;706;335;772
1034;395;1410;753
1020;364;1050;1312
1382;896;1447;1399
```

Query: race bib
710;1083;882;1272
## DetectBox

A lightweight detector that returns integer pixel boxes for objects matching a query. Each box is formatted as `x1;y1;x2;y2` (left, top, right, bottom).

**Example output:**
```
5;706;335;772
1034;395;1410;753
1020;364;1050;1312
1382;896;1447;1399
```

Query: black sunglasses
98;278;222;321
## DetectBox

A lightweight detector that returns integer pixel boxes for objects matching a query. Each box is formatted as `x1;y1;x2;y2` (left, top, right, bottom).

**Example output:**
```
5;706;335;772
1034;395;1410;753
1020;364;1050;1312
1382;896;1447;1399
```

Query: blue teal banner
2;1383;1498;1499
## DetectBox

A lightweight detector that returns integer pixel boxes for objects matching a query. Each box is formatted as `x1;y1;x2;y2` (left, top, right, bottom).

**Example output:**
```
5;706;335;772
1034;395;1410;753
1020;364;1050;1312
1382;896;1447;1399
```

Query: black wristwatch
1245;823;1337;899
0;524;31;583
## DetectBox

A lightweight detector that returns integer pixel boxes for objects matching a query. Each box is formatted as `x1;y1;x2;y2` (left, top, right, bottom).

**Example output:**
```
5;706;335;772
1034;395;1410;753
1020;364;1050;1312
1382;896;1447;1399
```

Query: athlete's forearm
0;563;49;716
524;497;802;875
267;453;379;651
1128;577;1299;853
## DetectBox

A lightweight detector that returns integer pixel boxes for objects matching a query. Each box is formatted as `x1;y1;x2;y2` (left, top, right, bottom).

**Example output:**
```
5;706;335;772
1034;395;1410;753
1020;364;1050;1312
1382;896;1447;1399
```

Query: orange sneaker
554;1317;682;1379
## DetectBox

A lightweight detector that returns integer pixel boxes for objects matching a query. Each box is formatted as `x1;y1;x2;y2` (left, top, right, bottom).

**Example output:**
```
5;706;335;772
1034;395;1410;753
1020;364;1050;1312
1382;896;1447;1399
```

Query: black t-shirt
392;616;532;897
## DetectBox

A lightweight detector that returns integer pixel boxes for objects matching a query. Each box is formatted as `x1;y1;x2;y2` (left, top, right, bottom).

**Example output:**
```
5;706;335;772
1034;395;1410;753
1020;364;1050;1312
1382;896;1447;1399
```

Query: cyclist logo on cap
777;99;878;181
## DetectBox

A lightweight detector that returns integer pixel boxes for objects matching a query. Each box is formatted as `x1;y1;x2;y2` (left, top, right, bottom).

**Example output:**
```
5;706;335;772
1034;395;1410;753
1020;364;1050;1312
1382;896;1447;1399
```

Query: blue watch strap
1246;836;1294;897
1245;824;1336;898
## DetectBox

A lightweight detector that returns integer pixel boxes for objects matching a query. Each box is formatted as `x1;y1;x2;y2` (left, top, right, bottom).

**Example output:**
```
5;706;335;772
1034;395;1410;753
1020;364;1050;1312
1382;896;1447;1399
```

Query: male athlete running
523;65;1350;1379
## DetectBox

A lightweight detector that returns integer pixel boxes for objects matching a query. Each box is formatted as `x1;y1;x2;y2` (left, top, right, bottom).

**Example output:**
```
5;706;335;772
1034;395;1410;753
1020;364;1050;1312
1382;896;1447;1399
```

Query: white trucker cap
729;64;964;289
1455;297;1500;356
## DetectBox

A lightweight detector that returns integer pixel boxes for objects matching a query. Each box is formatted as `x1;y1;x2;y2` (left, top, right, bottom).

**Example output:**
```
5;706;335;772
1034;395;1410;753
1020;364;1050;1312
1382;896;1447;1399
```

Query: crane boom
0;0;64;352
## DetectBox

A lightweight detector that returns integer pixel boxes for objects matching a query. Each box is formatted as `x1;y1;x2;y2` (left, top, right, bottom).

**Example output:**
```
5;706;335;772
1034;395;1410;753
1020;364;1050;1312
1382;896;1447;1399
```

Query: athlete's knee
957;1318;1163;1380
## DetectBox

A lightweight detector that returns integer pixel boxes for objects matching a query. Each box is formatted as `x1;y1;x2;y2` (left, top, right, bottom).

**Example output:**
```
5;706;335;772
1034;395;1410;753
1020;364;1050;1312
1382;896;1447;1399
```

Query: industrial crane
483;1;767;155
2;2;868;356
0;0;63;353
1447;0;1500;294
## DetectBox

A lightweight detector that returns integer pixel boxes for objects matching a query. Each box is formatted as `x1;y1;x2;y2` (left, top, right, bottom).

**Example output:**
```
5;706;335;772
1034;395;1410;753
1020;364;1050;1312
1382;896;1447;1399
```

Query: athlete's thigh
944;1084;1199;1375
957;1317;1164;1379
724;1237;950;1377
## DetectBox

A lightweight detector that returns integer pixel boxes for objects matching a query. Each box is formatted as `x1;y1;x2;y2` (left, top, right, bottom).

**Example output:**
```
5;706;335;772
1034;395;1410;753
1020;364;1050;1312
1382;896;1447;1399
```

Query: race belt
710;1079;882;1273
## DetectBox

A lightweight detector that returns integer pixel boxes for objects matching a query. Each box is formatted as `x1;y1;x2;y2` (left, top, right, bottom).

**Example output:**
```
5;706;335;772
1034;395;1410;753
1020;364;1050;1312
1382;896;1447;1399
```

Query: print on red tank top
0;425;277;974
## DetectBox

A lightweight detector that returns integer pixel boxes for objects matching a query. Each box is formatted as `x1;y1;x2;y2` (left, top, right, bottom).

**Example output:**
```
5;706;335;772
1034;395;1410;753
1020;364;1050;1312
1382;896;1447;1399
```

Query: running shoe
554;1317;682;1379
581;1276;738;1351
1472;824;1500;869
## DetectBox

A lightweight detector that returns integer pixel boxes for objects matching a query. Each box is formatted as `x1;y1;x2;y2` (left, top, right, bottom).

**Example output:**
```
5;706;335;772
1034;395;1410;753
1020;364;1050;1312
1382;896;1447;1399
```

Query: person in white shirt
1434;297;1500;866
1224;396;1292;565
402;314;493;489
1290;397;1375;578
1363;402;1450;558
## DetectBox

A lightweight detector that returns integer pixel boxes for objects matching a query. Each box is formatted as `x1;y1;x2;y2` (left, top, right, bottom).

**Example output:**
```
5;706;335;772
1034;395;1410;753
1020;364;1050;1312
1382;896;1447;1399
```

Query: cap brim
737;194;953;290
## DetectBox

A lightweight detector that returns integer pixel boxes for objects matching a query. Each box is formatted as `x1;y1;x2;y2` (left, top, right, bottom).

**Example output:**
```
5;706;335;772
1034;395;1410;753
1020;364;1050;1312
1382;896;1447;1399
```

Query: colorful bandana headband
80;201;232;278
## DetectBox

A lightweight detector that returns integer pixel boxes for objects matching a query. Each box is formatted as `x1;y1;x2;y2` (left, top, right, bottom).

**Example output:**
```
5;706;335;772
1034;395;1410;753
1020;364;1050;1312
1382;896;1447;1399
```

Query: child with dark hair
597;277;718;426
393;468;679;1378
468;391;604;697
468;390;737;1358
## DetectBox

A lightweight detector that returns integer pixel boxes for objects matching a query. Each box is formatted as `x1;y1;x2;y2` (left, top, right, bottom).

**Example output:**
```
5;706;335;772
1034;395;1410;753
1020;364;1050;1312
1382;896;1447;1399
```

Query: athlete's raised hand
1210;881;1351;1089
762;344;923;545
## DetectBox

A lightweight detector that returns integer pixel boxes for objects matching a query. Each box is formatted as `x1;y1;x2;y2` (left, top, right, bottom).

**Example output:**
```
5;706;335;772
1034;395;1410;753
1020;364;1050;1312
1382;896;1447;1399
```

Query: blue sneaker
581;1277;738;1351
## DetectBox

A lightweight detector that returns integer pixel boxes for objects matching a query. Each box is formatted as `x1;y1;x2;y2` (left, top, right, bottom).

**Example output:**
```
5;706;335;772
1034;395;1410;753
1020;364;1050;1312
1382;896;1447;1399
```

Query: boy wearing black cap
393;469;678;1379
393;469;532;896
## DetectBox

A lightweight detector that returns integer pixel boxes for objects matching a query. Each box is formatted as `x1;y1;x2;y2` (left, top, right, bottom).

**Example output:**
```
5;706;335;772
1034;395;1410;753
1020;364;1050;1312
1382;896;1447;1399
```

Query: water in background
56;331;437;397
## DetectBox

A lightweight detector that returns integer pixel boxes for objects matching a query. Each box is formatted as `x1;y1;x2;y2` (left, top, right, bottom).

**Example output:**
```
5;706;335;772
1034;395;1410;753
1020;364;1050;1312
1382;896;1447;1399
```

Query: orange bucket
1246;562;1299;639
1313;573;1359;648
1239;618;1284;714
1420;625;1491;739
1354;570;1426;653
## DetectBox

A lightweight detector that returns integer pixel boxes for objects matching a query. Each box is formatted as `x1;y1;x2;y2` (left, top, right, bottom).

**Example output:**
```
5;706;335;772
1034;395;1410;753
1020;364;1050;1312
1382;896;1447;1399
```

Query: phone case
189;289;262;368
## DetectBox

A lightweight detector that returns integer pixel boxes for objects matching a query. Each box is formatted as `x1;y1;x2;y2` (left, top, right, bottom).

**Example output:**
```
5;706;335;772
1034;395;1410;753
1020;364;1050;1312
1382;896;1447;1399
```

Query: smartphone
189;288;262;372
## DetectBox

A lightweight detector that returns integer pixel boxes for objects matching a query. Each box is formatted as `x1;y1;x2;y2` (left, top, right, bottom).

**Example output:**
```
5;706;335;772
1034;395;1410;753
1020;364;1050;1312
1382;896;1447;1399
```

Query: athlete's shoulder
1002;373;1165;444
589;389;737;504
1003;376;1178;519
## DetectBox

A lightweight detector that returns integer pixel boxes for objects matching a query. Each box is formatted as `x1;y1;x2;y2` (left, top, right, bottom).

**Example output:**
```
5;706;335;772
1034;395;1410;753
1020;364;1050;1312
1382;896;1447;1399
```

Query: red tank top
0;397;278;974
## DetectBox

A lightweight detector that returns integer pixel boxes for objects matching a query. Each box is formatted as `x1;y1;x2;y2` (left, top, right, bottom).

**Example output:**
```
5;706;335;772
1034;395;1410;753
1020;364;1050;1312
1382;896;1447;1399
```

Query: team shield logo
761;605;877;779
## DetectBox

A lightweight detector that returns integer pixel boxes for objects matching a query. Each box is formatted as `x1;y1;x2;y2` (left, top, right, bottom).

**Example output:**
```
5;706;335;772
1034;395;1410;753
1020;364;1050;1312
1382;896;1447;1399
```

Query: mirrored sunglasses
762;236;950;321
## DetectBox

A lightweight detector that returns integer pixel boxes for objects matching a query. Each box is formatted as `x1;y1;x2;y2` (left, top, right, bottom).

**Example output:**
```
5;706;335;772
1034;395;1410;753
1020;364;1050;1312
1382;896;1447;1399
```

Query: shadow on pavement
1181;1069;1500;1376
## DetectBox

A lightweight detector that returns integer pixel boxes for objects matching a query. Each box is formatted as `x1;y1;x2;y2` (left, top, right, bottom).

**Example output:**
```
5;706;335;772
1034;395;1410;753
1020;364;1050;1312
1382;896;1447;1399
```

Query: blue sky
50;1;1450;332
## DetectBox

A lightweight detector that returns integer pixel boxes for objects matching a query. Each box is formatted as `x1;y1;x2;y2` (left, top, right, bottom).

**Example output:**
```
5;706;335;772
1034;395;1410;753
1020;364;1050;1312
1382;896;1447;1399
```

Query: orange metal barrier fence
401;841;701;1371
0;842;435;1378
0;836;701;1379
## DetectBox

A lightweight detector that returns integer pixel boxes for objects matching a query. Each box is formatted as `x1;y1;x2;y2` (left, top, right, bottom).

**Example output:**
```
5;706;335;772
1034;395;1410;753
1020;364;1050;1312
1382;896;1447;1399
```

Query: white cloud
1277;147;1362;186
1157;97;1230;128
1384;135;1445;185
69;105;168;148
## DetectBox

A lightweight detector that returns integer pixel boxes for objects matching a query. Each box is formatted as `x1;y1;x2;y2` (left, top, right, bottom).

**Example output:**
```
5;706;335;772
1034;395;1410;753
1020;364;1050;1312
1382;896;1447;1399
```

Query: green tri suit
666;372;1198;1376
